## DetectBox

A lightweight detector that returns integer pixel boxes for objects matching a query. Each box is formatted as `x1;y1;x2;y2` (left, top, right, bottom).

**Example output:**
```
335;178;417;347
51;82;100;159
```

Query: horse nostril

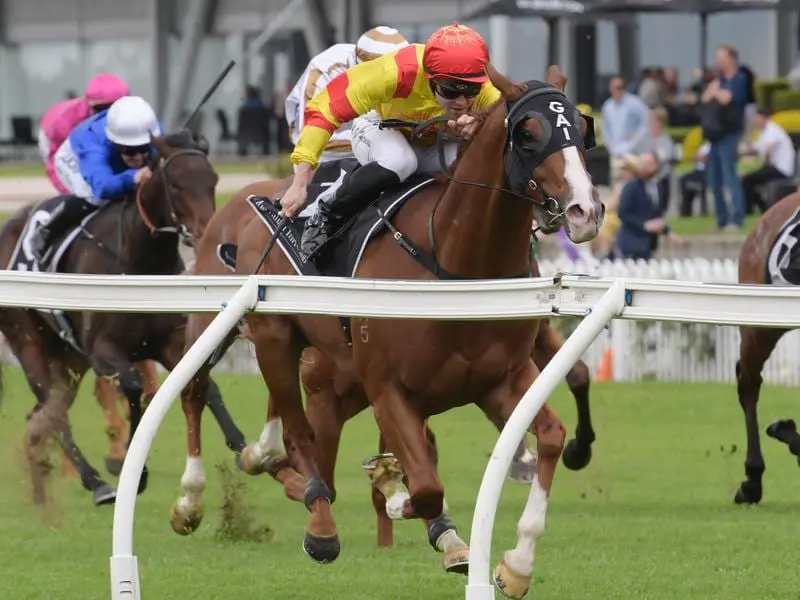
566;204;587;222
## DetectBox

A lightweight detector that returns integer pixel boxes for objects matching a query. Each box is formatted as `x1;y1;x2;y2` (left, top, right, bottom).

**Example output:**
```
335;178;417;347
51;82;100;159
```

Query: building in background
0;0;796;154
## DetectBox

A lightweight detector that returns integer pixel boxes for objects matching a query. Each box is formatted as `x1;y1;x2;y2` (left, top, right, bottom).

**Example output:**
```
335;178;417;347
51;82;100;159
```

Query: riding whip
182;59;237;129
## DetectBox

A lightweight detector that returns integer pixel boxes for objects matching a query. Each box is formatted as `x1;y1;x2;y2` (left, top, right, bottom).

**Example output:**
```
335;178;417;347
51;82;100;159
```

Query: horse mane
158;128;209;152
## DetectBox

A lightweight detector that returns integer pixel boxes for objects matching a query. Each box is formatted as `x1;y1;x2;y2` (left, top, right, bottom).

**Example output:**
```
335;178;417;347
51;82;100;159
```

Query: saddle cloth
7;195;99;274
217;158;435;278
767;206;800;286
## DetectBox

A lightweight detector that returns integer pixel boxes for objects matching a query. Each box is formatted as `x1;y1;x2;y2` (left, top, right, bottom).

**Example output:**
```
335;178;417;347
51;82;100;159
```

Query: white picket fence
535;257;800;386
10;258;776;386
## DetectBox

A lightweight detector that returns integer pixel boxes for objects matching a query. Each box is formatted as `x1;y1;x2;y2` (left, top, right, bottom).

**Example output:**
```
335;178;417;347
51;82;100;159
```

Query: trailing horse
734;191;800;505
0;130;219;506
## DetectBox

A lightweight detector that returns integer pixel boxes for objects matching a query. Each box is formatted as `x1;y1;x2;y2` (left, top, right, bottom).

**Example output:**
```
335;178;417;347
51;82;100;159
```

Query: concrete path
0;172;269;211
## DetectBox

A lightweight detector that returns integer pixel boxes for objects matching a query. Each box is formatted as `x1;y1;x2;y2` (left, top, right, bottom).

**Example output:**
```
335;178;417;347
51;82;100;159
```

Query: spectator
679;141;710;217
741;107;797;214
601;75;651;182
663;67;680;104
638;68;664;108
701;44;749;231
236;85;271;156
615;152;681;260
641;106;675;213
590;156;632;259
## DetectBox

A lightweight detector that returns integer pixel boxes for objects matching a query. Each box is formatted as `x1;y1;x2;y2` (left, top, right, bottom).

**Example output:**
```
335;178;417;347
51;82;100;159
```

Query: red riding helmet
422;23;490;84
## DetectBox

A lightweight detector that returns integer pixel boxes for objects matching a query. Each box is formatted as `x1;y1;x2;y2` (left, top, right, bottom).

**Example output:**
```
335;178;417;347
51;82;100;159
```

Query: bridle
135;147;211;243
379;85;591;232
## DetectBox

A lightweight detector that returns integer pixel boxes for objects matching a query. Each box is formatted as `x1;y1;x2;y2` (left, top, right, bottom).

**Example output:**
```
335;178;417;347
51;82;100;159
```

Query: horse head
143;129;219;245
484;63;603;244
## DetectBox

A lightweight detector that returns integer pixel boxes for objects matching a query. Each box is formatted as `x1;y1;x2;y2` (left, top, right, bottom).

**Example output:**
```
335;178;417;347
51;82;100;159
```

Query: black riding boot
300;162;400;260
31;195;96;263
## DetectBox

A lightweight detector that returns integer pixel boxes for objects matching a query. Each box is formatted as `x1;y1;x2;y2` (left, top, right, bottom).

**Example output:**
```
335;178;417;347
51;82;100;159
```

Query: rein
137;148;210;239
379;104;564;232
72;147;210;272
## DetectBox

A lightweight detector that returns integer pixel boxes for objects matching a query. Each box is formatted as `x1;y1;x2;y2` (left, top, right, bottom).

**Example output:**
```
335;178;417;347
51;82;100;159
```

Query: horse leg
478;360;565;600
88;339;149;495
0;315;66;504
484;410;536;484
250;317;340;564
238;394;291;476
169;371;208;535
369;385;469;573
50;357;117;505
533;320;594;471
94;374;128;477
138;359;159;411
734;326;786;504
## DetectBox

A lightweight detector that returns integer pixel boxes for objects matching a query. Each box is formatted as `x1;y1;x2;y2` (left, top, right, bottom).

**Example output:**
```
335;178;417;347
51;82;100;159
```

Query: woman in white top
741;108;798;214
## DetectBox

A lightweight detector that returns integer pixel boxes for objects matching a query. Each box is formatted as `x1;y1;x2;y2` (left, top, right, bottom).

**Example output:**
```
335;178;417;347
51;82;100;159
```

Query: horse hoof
493;560;530;599
766;419;797;440
507;459;536;484
302;532;341;564
238;444;282;476
443;547;470;575
136;467;149;495
105;457;125;477
733;480;762;505
93;484;117;506
562;439;592;471
169;504;203;535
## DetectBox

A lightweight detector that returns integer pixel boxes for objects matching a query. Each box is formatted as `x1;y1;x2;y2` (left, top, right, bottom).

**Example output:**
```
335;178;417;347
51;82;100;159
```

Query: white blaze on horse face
562;145;599;244
503;474;548;578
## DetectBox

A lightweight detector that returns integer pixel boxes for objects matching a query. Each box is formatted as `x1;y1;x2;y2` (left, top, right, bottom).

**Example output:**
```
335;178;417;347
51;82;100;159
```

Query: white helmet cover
355;26;409;63
105;96;162;147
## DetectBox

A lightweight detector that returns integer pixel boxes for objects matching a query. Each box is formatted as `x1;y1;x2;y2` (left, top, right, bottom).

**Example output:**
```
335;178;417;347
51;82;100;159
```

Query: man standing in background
601;75;650;182
701;45;748;231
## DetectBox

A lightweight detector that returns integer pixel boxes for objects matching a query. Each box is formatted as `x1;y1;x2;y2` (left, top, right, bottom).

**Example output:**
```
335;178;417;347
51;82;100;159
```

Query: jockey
278;23;500;260
38;73;130;195
31;95;162;263
284;26;409;168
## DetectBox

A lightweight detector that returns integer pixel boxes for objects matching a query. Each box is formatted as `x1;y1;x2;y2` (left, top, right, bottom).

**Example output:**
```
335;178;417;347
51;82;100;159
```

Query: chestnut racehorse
172;65;602;599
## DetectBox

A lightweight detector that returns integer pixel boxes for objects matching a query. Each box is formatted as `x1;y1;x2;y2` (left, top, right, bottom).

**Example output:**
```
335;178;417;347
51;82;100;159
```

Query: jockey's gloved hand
280;164;313;218
446;114;480;141
134;166;152;186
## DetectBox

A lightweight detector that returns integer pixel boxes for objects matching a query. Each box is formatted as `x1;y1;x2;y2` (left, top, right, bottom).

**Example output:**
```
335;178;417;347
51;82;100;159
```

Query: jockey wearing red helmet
283;23;499;261
423;22;491;109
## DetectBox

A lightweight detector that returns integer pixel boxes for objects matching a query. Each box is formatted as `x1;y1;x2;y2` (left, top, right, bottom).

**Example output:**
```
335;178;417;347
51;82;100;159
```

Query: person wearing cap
37;73;130;195
284;26;409;170
30;96;163;264
280;23;500;260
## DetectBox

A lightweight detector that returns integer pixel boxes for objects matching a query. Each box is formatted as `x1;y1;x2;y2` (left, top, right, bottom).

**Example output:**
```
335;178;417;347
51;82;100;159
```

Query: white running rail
0;270;789;599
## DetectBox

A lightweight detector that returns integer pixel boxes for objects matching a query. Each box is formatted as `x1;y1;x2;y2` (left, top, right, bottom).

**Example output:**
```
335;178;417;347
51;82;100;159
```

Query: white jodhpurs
53;139;103;206
351;110;459;181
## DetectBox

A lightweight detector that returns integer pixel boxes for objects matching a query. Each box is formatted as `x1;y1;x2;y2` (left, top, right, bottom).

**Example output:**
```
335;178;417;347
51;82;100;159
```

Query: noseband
136;147;211;240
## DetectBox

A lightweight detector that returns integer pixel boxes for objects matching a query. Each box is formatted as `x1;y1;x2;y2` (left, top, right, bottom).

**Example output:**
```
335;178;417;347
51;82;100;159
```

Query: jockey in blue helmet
32;95;163;262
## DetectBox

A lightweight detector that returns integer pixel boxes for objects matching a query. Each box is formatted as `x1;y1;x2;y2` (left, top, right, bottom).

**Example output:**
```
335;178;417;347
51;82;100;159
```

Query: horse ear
486;63;527;101
193;132;211;155
545;65;567;92
150;132;170;157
